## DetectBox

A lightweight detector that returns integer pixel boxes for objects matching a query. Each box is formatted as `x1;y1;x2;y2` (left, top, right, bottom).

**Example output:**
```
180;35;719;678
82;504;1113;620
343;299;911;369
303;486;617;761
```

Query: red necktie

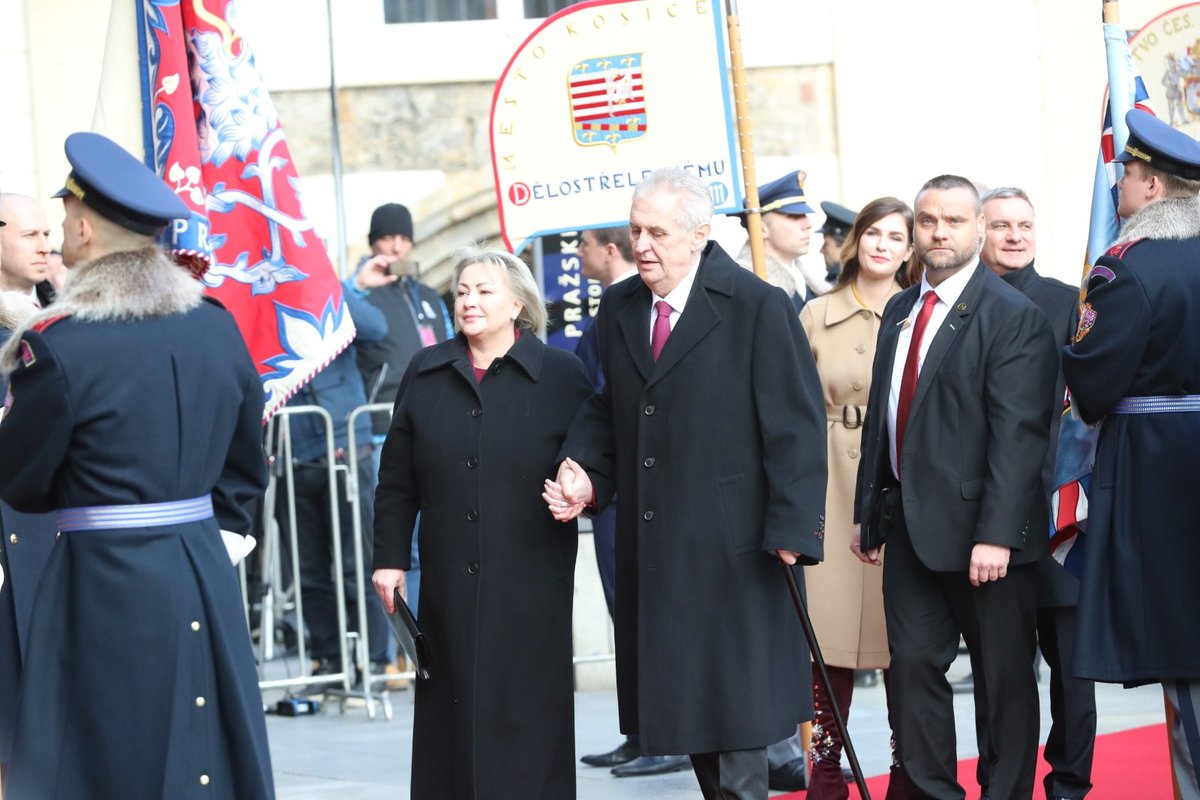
894;290;939;474
651;300;673;362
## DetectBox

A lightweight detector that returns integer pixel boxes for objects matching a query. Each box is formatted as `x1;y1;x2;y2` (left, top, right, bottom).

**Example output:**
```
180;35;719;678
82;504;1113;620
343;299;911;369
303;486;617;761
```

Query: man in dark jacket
1063;109;1200;797
0;280;57;777
353;202;453;619
978;187;1095;800
281;258;395;680
0;132;274;798
854;175;1058;799
549;167;828;799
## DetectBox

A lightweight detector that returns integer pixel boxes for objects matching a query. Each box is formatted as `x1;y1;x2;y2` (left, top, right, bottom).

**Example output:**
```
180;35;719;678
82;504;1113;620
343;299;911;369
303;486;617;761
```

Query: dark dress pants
883;523;1039;800
1037;604;1096;799
283;458;389;664
690;747;768;800
591;501;618;619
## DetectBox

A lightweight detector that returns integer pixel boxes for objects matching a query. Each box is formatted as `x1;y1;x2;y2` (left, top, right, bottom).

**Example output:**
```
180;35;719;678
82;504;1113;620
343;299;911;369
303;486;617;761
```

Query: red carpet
778;723;1172;799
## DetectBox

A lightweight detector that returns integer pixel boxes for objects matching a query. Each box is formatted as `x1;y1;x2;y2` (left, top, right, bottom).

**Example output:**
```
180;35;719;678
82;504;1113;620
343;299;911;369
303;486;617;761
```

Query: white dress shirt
887;259;980;478
649;256;702;342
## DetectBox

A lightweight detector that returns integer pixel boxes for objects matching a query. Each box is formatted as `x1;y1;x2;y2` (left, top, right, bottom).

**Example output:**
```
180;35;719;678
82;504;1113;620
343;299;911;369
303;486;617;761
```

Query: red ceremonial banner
136;0;355;420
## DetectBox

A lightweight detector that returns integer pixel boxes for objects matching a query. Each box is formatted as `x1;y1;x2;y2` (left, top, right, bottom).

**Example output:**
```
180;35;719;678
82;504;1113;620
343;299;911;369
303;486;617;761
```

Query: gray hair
916;174;982;215
632;167;714;232
451;246;547;335
981;186;1034;208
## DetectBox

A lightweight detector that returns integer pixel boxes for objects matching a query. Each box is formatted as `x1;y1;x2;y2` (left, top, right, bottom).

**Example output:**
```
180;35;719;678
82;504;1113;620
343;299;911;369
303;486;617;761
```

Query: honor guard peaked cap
1114;109;1200;181
53;132;190;235
758;170;815;215
817;201;856;237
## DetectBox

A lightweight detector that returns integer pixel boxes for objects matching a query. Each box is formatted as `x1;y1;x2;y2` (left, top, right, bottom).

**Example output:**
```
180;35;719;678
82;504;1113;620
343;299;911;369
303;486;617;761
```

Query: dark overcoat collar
417;328;545;387
997;259;1039;293
613;241;737;386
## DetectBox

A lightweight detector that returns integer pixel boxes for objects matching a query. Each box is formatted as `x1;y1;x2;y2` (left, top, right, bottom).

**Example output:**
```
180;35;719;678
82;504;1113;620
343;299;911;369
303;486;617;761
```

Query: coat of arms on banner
569;53;647;149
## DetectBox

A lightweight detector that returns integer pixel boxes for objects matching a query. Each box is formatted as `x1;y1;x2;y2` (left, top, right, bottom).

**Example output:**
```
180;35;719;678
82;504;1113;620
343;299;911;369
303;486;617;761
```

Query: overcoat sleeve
0;331;72;512
1061;256;1150;424
977;303;1058;549
755;288;827;563
372;349;429;569
212;334;270;535
557;299;617;508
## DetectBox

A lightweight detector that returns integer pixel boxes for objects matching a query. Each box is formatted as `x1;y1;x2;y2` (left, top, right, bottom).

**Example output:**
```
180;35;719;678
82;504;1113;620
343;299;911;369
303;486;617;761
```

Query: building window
383;0;498;23
523;0;576;18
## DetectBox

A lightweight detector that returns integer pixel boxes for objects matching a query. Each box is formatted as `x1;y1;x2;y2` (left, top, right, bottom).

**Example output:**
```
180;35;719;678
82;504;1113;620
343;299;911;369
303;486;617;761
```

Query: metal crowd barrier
243;404;396;721
240;399;618;722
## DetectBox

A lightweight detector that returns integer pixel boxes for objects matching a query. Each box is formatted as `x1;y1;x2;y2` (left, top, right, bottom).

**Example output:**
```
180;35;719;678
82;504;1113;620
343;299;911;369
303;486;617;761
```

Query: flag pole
725;0;767;281
326;0;349;276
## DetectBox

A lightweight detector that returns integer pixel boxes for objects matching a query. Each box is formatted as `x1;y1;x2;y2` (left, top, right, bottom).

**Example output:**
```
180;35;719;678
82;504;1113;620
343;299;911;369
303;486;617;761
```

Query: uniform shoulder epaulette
31;313;71;334
1105;238;1144;259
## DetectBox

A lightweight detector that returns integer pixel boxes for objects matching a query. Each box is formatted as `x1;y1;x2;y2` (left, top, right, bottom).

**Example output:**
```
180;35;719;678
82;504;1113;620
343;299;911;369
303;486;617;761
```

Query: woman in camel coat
799;196;918;799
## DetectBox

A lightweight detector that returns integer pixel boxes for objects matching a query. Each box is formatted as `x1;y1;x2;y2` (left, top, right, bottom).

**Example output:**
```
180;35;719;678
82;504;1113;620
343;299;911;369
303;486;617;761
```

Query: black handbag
387;589;432;680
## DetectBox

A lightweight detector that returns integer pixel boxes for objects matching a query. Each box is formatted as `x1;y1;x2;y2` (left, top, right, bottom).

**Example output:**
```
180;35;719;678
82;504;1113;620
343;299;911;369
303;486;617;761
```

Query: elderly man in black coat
973;187;1096;800
547;167;828;799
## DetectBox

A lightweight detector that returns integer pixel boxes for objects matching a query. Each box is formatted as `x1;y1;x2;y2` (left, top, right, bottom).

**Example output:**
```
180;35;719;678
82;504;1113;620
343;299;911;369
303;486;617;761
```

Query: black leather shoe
768;756;808;791
611;755;691;777
580;738;641;767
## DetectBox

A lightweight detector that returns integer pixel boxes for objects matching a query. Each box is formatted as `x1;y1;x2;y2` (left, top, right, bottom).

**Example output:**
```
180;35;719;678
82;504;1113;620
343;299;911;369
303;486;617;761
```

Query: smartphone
387;259;418;277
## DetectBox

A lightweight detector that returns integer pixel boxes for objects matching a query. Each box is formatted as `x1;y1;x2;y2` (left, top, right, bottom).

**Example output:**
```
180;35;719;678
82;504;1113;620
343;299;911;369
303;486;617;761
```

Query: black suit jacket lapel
617;283;653;381
648;279;719;386
909;264;987;420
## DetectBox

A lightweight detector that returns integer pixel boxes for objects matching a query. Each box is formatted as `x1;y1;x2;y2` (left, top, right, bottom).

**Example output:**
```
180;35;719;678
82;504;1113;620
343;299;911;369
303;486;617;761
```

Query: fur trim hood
1116;197;1200;244
0;247;202;373
0;291;39;332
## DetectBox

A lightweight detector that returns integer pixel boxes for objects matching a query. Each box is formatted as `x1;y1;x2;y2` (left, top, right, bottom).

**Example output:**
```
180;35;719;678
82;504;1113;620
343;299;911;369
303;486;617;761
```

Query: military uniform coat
0;248;273;799
1062;198;1200;683
799;283;899;670
0;295;59;764
559;242;828;755
373;331;593;800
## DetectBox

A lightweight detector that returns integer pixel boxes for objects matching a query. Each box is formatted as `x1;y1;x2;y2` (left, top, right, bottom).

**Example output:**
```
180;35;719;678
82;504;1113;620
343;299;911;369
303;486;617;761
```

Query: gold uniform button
8;534;17;544
195;696;206;707
856;344;866;354
849;448;859;458
200;774;210;786
191;621;201;632
851;381;863;391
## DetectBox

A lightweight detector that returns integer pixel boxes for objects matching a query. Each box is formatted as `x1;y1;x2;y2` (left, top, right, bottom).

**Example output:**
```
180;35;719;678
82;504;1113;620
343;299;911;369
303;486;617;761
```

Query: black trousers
690;747;767;800
883;523;1039;800
1036;604;1096;798
278;458;389;664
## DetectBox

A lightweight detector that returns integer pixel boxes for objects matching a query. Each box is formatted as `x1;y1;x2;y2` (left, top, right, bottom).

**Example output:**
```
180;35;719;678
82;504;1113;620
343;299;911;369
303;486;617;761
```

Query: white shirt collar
918;256;978;309
653;255;702;313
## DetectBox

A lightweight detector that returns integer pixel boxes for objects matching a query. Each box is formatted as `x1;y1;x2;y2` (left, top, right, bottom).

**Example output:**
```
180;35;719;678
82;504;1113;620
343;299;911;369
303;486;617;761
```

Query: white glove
220;530;257;566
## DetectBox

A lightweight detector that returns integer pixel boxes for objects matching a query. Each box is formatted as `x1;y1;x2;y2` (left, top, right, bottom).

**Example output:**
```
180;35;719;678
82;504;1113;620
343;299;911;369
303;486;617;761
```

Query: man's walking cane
782;563;872;799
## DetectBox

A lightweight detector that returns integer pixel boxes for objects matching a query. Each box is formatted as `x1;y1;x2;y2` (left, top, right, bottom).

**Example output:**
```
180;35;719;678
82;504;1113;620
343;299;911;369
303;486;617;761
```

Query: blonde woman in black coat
372;248;593;800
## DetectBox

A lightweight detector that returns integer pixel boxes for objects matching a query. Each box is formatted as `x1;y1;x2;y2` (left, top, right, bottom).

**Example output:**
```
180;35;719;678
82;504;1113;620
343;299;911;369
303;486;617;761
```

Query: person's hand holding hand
542;458;593;522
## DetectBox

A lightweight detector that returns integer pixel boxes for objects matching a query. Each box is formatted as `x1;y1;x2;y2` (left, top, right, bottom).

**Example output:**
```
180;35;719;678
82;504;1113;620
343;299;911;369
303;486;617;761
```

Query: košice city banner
491;0;743;254
136;0;355;421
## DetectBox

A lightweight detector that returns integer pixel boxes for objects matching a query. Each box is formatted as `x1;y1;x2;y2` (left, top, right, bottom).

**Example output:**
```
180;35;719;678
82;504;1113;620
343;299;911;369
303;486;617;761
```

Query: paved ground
264;654;1166;799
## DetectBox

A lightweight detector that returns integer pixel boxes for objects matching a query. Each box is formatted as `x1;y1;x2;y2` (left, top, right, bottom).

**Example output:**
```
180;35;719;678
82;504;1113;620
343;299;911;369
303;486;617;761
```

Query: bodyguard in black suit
978;188;1095;800
547;168;828;800
854;175;1058;799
